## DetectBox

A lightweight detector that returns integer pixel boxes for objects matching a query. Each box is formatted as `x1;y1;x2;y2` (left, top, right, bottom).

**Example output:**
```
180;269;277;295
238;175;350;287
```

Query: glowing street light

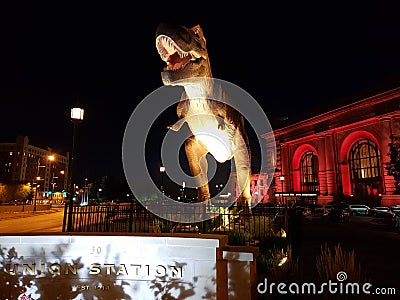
181;181;186;202
33;176;43;212
160;166;166;195
280;175;285;206
63;107;84;232
71;107;85;121
48;155;55;203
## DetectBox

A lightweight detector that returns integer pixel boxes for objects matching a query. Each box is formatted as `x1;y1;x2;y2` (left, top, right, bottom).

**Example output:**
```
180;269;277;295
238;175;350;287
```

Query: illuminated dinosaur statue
155;23;252;209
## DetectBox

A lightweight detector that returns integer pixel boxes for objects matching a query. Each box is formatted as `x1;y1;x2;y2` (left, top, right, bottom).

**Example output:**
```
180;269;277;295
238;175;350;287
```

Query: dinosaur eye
193;27;201;36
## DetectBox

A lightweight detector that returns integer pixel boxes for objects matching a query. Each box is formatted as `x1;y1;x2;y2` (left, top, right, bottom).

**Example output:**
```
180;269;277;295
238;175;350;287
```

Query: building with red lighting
262;87;400;207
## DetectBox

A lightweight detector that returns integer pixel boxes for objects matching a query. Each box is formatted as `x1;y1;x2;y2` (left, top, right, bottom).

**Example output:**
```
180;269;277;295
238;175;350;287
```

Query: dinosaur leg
233;131;252;210
185;137;210;202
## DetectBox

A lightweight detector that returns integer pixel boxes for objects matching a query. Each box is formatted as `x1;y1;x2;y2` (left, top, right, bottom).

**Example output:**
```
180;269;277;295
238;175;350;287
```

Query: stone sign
0;233;258;299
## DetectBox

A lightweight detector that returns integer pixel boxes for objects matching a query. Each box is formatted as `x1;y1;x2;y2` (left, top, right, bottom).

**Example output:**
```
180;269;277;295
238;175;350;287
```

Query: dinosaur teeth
156;35;189;62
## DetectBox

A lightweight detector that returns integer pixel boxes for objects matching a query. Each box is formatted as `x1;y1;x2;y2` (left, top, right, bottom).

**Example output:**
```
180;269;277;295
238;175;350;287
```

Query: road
0;207;65;233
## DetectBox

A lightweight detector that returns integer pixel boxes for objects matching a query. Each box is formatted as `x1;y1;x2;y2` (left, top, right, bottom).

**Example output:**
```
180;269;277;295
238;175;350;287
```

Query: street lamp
160;166;165;196
98;188;102;203
280;175;285;206
34;159;46;205
181;181;186;202
33;176;42;212
82;178;89;206
64;107;84;232
48;155;55;203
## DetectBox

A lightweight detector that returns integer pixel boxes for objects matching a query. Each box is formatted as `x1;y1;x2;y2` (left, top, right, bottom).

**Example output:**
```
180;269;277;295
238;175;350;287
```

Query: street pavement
0;207;64;232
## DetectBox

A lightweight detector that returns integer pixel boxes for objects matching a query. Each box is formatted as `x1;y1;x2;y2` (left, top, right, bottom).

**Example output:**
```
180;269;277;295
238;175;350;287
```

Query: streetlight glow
71;108;84;120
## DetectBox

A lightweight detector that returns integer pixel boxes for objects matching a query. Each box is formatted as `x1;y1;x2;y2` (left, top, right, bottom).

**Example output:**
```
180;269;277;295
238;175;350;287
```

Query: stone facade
263;87;400;207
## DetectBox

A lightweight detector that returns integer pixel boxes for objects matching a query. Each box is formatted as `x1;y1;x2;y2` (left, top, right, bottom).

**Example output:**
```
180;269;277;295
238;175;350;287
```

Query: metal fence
63;202;288;246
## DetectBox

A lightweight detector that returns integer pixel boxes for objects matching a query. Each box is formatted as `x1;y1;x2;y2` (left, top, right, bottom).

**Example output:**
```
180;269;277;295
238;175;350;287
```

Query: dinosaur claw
167;124;179;131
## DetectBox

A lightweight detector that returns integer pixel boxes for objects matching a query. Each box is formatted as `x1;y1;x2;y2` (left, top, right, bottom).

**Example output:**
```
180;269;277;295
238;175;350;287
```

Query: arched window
300;150;319;192
348;139;382;200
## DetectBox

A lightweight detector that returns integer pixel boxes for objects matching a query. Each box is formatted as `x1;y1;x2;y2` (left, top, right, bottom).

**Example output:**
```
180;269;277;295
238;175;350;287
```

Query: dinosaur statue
155;23;252;209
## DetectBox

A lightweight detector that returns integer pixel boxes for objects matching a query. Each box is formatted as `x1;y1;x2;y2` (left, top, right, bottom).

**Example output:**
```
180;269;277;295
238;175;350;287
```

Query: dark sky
0;2;399;185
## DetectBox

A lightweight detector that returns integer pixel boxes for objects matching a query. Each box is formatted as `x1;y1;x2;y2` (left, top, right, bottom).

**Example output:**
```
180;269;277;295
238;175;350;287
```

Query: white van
349;204;370;216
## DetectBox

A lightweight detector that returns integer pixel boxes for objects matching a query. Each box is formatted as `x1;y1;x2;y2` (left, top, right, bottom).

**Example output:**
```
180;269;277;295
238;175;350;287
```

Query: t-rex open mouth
156;35;197;71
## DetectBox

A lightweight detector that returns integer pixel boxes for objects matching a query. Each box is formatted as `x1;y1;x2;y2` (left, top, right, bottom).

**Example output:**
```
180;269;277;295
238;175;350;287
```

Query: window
348;139;382;199
349;139;381;179
300;150;319;192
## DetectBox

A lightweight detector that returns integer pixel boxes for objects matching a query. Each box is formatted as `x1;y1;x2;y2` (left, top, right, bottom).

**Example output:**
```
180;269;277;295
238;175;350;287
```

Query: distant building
0;136;69;202
262;87;400;207
228;172;270;205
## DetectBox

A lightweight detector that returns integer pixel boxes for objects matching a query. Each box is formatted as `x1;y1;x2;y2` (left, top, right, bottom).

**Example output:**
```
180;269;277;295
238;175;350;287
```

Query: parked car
327;208;350;223
331;201;350;210
369;211;396;228
294;206;312;218
389;206;400;215
368;206;391;216
306;207;329;221
349;204;370;216
302;207;312;218
395;214;400;230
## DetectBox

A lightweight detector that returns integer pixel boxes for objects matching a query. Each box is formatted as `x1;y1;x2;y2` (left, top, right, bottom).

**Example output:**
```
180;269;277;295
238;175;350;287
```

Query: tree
0;182;31;203
385;134;400;194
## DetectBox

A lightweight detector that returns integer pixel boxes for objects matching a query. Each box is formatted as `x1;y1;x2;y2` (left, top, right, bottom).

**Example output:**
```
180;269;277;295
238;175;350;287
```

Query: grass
316;243;365;282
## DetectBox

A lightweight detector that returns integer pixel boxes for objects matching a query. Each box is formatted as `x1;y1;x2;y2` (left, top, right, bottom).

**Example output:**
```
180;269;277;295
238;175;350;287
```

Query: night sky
1;2;399;186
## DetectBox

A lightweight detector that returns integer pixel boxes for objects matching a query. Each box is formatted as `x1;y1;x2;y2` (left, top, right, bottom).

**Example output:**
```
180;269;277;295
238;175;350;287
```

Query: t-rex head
155;23;212;86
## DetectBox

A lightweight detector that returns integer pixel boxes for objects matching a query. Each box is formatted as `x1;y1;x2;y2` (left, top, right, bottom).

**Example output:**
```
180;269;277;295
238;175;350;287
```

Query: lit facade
262;87;400;207
229;172;270;205
0;136;69;201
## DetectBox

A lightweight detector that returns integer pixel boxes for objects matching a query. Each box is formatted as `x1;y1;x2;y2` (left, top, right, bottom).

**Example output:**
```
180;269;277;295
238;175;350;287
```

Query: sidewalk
0;208;62;220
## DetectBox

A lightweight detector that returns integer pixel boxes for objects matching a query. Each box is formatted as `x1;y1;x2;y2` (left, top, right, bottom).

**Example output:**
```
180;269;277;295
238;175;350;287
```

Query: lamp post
33;175;40;212
34;184;40;211
82;178;88;206
280;175;285;206
181;181;186;202
63;107;84;232
34;159;46;207
48;155;55;203
51;181;56;198
160;166;165;195
33;176;43;212
59;170;65;204
98;188;102;202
